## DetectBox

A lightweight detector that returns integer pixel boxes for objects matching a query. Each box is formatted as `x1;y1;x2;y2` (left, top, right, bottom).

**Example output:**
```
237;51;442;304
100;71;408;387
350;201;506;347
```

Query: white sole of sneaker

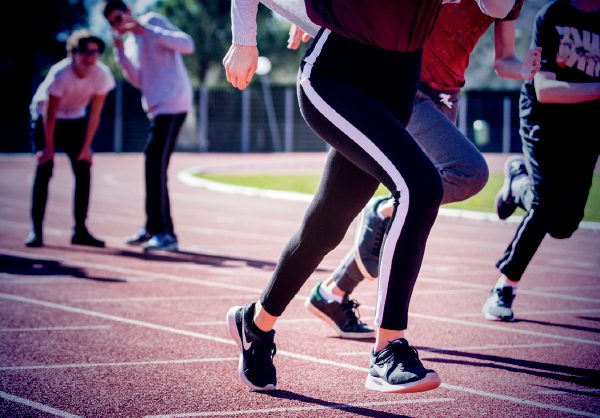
143;244;179;253
482;307;515;322
364;372;441;393
304;299;375;339
226;306;276;392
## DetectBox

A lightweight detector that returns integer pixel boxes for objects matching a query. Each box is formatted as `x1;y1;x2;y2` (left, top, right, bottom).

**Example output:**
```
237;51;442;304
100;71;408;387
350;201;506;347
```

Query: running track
0;152;599;417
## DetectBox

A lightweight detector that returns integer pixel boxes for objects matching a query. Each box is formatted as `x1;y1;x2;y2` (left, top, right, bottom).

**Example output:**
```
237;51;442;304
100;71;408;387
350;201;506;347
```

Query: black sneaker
365;338;441;393
71;228;105;248
482;286;516;321
24;231;43;248
226;303;277;391
125;228;152;246
355;196;390;280
304;282;374;339
496;156;527;220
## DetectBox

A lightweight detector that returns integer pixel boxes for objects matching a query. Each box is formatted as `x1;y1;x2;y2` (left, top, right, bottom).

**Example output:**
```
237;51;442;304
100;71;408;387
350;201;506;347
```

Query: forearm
145;24;195;54
535;77;600;104
115;48;141;87
83;116;100;150
494;55;526;80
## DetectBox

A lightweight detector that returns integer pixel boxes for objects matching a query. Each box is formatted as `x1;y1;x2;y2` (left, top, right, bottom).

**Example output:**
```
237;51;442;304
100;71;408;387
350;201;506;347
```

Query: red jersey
304;0;443;52
420;0;524;91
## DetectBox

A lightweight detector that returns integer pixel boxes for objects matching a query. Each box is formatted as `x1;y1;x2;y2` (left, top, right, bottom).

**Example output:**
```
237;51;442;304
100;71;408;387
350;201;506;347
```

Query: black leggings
30;117;91;233
144;113;186;235
260;30;443;331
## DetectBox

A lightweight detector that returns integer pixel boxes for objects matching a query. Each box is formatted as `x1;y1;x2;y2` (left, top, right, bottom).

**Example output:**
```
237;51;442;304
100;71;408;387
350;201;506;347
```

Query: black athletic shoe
482;286;516;321
496;156;527;220
24;231;43;248
355;196;390;280
125;228;152;246
71;228;105;248
304;282;374;339
227;303;277;391
365;338;441;393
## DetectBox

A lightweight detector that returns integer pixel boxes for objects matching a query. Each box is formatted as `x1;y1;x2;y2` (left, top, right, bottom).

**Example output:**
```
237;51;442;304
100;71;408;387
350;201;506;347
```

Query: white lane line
2;249;599;346
337;342;564;356
145;398;454;418
420;277;600;304
457;308;600;318
0;390;82;418
177;169;600;231
0;358;237;371
539;388;600;395
75;295;259;303
0;325;111;332
1;292;597;417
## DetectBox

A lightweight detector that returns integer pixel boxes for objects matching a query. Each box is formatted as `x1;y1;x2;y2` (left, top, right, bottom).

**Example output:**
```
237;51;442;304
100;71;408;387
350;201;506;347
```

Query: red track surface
0;152;599;418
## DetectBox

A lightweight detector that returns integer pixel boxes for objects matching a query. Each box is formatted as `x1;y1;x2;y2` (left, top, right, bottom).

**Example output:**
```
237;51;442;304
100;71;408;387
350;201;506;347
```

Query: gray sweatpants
334;86;489;294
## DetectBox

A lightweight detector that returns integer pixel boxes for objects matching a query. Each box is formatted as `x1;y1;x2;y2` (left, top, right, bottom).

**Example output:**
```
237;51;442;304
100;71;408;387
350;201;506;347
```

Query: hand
521;47;542;81
37;147;54;165
223;44;259;90
287;24;311;50
120;14;145;35
77;147;93;164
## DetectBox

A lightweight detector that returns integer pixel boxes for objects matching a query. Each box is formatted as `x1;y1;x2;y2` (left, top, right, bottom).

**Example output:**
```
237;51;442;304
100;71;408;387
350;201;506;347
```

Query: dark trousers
144;113;186;236
259;30;443;331
30;117;91;233
496;104;599;280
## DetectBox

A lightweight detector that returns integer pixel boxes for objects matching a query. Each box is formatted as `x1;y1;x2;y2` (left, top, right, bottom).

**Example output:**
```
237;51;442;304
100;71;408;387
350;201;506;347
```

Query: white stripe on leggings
497;207;536;272
299;29;410;328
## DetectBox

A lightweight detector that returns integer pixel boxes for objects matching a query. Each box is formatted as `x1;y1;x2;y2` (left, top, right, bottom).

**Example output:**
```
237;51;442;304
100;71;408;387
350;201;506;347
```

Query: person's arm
38;94;59;164
224;0;260;90
493;20;541;81
77;93;108;163
113;36;141;88
534;71;600;104
475;0;515;18
143;14;195;54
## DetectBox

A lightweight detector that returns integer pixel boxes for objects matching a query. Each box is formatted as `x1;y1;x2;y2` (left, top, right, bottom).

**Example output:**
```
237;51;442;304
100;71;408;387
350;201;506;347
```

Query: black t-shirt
304;0;443;52
520;0;600;127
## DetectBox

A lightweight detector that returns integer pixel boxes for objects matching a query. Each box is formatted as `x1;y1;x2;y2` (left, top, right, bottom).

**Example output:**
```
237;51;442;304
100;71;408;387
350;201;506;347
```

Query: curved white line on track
0;390;82;418
177;168;600;230
1;292;598;418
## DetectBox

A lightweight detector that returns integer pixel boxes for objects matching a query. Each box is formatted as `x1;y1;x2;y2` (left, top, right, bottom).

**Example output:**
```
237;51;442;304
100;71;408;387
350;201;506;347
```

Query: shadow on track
0;253;125;283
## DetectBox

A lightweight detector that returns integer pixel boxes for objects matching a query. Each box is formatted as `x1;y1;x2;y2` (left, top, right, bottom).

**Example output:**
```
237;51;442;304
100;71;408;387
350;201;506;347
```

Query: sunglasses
76;48;101;56
109;14;123;27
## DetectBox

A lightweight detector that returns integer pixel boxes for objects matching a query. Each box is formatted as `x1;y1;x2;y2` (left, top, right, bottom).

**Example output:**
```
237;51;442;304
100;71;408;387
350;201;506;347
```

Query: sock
376;198;394;219
496;276;518;293
319;282;343;303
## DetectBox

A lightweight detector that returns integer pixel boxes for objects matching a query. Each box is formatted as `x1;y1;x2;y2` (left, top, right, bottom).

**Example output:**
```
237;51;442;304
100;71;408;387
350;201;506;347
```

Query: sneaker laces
382;339;422;368
495;287;515;308
340;298;367;326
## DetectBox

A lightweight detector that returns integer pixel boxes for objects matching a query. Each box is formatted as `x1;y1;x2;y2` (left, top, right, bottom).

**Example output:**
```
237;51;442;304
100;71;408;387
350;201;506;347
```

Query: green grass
193;172;600;222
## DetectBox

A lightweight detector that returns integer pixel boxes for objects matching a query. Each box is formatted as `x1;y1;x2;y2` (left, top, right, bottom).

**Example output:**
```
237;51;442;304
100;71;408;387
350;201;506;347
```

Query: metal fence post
284;87;294;152
502;95;511;153
113;80;123;153
241;88;251;153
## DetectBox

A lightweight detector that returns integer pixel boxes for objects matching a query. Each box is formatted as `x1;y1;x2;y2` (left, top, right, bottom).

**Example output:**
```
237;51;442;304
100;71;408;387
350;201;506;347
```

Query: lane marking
0;325;111;333
74;295;259;303
1;250;599;346
145;398;454;418
1;292;597;417
0;390;81;418
457;308;600;318
337;342;564;356
0;357;237;371
177;168;600;231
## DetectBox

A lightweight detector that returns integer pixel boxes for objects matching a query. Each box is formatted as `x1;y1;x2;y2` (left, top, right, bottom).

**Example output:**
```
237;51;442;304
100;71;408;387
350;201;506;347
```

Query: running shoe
227;303;277;391
305;282;374;339
482;286;516;321
355;196;390;280
496;156;527;220
365;338;441;393
125;228;152;246
142;233;178;252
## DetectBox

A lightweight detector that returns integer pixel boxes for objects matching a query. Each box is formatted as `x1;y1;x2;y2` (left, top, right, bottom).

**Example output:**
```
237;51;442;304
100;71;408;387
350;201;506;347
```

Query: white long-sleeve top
115;12;194;119
231;0;515;46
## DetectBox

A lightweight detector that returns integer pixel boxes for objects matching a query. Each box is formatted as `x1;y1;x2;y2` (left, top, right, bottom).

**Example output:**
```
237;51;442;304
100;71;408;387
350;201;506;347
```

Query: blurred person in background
26;29;115;248
103;0;195;252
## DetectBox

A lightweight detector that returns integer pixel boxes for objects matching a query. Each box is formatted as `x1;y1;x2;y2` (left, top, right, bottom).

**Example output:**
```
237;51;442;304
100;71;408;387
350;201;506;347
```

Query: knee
548;222;579;239
36;161;54;180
